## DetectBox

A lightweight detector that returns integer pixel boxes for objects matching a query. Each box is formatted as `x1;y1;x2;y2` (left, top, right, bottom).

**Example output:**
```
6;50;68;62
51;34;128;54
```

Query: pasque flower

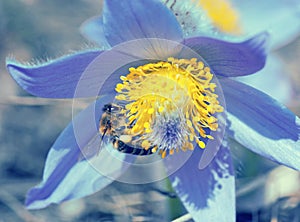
6;0;300;221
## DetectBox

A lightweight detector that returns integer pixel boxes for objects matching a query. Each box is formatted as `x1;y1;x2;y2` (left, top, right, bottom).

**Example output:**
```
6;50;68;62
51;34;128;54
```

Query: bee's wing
78;133;103;161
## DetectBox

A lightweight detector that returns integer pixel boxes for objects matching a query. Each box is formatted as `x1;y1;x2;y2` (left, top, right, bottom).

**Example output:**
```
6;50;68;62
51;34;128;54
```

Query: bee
99;103;155;156
99;103;124;140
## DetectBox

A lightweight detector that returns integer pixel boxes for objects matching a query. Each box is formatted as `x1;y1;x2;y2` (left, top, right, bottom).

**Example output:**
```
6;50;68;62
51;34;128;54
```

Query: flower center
112;57;223;158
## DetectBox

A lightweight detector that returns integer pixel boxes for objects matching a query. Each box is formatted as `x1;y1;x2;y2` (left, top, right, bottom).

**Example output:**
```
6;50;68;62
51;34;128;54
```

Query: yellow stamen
162;150;167;159
187;142;194;151
144;122;150;129
169;149;175;155
158;106;164;113
151;146;158;153
197;140;206;149
113;57;223;158
147;108;154;114
145;128;152;133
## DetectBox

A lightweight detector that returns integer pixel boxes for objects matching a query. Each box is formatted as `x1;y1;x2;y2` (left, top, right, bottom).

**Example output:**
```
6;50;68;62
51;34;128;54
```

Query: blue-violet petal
103;0;183;46
183;32;269;77
6;50;102;98
221;78;300;170
165;141;235;221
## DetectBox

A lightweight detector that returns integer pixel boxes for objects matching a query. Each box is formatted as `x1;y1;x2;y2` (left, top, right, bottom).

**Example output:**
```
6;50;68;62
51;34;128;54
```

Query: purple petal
26;96;135;209
103;0;183;46
165;141;235;221
183;32;269;77
221;78;300;170
8;38;184;100
80;16;110;48
6;50;103;98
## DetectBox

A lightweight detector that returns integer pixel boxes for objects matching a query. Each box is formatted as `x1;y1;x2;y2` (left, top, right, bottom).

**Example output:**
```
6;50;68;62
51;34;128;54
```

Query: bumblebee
99;103;155;156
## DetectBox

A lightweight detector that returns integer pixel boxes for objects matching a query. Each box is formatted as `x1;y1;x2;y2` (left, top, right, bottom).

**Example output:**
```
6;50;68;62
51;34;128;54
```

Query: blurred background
0;0;300;221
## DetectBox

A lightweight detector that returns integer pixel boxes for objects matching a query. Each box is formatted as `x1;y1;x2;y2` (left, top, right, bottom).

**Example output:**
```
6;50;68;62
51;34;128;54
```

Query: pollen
144;122;151;129
158;106;164;113
147;108;154;114
119;135;132;143
114;57;223;158
141;140;151;150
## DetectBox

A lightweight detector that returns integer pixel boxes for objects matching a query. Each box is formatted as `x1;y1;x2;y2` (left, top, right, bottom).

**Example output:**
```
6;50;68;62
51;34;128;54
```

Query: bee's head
103;103;122;114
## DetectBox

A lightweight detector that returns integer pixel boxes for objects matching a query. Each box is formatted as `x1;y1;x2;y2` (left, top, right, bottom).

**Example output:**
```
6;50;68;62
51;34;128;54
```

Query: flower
6;0;300;221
